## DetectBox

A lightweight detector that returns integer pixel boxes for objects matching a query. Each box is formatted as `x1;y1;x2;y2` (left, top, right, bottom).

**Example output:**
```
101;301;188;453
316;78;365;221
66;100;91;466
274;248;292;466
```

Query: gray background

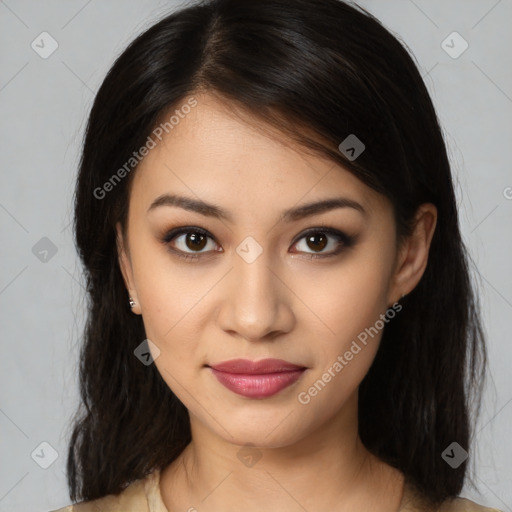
0;0;510;511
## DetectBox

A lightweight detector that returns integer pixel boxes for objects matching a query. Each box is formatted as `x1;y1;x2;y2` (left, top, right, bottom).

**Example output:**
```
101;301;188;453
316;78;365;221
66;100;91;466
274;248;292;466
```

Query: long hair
68;0;487;507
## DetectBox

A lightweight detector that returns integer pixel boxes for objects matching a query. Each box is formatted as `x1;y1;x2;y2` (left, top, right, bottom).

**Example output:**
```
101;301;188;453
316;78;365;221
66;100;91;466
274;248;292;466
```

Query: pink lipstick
208;358;306;399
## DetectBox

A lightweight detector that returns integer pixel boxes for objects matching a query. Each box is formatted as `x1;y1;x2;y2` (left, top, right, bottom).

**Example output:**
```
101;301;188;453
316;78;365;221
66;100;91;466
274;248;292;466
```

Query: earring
129;297;136;308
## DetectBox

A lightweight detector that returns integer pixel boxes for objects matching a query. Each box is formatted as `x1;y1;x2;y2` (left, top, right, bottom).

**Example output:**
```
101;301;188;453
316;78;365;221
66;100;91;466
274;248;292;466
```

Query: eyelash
161;225;355;262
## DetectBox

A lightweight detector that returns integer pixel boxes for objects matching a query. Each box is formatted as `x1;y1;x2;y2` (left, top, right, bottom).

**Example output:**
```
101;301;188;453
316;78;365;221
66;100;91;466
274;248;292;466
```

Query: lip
208;358;307;399
209;358;305;374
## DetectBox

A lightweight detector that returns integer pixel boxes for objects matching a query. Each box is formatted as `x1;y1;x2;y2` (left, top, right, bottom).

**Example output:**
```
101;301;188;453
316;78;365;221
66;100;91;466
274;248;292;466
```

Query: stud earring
129;297;136;308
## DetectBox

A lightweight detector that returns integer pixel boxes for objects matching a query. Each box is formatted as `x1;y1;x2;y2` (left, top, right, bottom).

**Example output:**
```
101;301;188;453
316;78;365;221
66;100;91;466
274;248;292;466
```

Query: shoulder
400;482;503;512
437;496;504;512
47;470;161;512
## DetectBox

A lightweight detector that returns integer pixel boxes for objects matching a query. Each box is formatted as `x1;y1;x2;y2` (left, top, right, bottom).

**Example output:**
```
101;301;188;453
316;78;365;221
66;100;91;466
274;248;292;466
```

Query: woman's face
117;93;429;448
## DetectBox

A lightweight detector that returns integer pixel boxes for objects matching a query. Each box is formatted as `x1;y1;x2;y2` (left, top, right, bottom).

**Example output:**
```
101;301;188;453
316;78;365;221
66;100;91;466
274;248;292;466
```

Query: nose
216;250;295;342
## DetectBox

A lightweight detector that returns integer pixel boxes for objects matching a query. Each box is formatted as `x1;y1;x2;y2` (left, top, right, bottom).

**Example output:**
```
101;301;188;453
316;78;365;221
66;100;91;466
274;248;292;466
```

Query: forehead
129;93;387;220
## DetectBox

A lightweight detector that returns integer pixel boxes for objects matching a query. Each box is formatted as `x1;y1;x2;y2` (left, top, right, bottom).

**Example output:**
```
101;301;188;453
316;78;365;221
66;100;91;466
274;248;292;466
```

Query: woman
50;0;502;510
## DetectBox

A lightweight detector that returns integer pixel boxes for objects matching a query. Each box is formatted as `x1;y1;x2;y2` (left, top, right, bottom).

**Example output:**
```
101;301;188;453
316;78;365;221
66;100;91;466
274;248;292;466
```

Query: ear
387;203;438;306
116;222;141;315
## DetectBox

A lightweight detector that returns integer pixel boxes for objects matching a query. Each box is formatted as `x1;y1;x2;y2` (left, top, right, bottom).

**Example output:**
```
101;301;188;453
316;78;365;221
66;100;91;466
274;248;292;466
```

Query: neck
160;392;405;512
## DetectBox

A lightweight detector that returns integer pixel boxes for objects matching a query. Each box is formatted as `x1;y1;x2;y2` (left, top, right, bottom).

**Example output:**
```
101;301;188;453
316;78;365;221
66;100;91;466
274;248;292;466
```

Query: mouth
207;358;307;399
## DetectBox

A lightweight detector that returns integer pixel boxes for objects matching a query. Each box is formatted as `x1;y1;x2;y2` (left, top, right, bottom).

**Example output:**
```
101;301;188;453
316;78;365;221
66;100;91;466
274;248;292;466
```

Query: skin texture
116;93;437;512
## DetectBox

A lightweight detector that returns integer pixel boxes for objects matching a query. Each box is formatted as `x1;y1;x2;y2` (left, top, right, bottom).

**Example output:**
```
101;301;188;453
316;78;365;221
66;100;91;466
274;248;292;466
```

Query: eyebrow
147;193;367;222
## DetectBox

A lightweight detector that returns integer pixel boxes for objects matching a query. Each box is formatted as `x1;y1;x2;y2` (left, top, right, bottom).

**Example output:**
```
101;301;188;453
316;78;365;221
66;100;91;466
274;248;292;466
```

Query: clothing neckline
146;467;422;512
144;468;169;512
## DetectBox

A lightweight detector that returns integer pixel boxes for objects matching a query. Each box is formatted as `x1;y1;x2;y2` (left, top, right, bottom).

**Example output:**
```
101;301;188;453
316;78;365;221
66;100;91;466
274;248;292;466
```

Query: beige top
49;468;504;512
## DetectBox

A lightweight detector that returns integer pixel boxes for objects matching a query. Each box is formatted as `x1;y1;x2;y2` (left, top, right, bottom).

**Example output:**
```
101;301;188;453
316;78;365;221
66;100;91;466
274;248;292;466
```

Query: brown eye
291;228;354;259
304;232;328;252
162;227;218;257
161;226;354;262
183;232;208;251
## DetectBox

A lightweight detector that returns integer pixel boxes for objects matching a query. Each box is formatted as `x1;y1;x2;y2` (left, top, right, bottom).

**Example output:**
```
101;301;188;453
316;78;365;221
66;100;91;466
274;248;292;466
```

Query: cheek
294;244;394;397
295;243;394;346
295;285;388;423
128;248;211;385
130;235;208;336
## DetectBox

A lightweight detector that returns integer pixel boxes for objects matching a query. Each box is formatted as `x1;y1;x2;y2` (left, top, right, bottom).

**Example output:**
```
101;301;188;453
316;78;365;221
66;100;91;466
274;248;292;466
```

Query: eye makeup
159;224;358;262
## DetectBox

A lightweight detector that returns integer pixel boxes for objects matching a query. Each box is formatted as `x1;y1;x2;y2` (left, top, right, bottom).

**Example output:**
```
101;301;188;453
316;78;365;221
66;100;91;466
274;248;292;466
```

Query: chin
209;412;312;451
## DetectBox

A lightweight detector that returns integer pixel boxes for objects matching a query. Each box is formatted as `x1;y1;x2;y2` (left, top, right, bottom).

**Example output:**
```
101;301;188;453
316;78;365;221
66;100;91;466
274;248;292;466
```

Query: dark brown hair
68;0;487;507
